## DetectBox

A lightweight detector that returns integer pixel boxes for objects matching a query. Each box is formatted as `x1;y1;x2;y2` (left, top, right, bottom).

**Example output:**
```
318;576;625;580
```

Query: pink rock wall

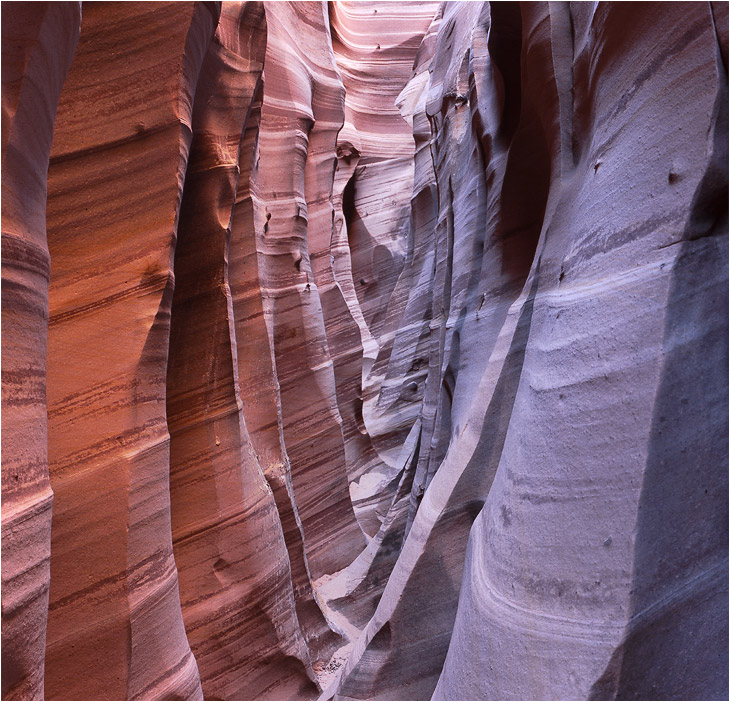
1;4;80;699
251;1;365;582
1;2;726;701
166;4;321;699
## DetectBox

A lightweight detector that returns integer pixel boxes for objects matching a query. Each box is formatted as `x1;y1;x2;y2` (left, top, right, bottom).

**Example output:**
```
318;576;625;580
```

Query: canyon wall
2;4;81;699
1;2;727;701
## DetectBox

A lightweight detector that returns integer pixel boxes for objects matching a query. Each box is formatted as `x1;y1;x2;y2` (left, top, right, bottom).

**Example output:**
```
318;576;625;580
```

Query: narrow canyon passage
1;2;727;702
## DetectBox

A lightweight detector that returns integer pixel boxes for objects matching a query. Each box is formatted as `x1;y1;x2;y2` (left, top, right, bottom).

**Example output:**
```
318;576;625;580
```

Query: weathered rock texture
43;4;217;699
1;1;727;701
1;4;80;700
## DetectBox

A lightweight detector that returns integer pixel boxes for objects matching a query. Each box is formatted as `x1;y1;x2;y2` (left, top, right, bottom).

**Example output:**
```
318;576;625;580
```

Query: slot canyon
1;1;728;700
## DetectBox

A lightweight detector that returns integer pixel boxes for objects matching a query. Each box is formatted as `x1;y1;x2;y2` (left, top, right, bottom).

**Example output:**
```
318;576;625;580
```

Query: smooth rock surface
334;2;728;700
1;2;726;701
44;4;215;699
434;3;729;700
166;4;320;699
1;4;80;699
251;1;365;581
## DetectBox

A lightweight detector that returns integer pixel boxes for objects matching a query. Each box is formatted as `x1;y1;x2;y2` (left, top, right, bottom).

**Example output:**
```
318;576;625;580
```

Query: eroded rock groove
1;2;727;701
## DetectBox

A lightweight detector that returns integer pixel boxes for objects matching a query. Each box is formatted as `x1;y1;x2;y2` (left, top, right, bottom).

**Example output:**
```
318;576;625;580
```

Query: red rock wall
1;2;726;701
43;3;217;699
165;4;321;699
1;4;81;700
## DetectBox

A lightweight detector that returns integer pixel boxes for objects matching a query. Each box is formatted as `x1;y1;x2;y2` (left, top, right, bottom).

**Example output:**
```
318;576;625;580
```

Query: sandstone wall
1;5;81;699
333;3;729;699
1;2;726;701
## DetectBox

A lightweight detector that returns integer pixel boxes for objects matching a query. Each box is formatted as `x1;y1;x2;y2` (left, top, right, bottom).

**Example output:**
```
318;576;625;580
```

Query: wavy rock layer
1;2;727;701
1;4;80;700
166;5;322;700
433;4;729;700
334;3;729;700
43;4;217;699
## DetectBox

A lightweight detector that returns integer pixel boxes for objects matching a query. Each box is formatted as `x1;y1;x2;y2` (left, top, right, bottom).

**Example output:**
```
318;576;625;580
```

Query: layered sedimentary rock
329;3;440;552
1;5;80;700
43;4;216;699
1;2;727;701
433;4;729;700
166;4;322;699
315;2;443;636
250;1;365;582
329;2;440;503
227;27;343;684
315;0;441;632
333;2;729;700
